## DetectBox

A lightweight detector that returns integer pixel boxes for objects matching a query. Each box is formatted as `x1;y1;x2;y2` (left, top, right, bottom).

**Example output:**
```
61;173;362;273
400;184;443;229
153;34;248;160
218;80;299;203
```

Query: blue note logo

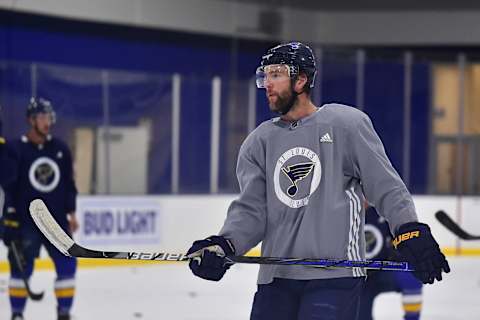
281;162;315;197
274;147;321;208
29;157;60;193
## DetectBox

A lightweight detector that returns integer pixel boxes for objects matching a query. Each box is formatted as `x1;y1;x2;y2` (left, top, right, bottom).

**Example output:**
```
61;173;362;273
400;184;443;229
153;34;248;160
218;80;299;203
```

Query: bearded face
267;84;296;114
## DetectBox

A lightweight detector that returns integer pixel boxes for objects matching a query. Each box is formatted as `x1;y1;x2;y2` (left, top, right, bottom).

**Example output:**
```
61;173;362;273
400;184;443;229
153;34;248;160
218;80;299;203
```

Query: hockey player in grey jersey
187;42;449;320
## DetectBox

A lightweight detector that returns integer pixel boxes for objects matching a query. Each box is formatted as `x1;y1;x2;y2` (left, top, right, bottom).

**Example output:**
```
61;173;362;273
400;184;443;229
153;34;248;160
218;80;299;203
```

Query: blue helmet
259;41;317;89
26;97;56;123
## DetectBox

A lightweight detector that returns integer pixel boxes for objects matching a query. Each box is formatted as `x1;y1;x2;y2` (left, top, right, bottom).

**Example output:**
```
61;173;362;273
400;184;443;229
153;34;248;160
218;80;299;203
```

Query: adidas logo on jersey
320;133;333;143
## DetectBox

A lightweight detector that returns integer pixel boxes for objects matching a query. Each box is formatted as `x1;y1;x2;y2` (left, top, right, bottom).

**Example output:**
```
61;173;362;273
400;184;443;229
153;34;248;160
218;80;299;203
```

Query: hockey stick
10;241;45;301
435;210;480;240
29;199;413;272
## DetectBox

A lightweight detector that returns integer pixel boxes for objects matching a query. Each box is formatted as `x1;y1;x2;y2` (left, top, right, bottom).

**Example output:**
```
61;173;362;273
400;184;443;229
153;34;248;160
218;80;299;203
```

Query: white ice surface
0;256;479;320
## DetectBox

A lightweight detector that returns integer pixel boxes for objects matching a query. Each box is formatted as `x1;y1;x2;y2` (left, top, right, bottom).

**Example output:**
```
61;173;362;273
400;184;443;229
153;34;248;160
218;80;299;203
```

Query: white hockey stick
29;199;413;271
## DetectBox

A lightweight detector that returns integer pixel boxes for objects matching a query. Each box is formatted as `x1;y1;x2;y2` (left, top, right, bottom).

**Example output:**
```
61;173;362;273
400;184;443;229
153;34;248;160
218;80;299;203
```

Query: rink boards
0;194;479;272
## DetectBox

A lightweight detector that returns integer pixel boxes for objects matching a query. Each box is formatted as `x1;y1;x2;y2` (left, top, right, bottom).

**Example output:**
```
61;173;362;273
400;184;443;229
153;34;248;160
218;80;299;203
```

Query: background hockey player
186;42;449;320
359;203;423;320
0;104;17;236
1;97;78;320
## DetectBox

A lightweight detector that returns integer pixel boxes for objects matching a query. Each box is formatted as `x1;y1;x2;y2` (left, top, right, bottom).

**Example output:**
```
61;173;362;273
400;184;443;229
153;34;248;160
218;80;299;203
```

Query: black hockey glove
2;207;21;247
186;235;235;281
393;222;450;284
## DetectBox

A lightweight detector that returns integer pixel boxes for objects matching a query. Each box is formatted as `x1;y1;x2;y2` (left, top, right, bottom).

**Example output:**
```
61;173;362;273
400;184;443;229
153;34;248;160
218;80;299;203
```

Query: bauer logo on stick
127;252;188;261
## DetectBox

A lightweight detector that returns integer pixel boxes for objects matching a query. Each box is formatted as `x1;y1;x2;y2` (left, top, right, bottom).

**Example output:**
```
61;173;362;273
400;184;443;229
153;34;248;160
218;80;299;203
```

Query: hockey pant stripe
9;277;28;313
55;277;76;314
402;293;422;304
404;302;422;313
9;288;28;298
55;288;75;298
55;278;75;289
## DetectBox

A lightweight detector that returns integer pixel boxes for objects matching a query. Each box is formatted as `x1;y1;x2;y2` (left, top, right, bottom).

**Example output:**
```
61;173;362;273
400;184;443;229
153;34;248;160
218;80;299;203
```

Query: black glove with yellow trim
394;222;450;284
2;207;21;247
186;235;235;281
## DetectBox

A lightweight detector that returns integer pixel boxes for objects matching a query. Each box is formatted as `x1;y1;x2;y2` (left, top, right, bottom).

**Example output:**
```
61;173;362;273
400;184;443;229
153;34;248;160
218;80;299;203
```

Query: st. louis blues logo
274;147;322;208
281;162;315;197
29;157;60;193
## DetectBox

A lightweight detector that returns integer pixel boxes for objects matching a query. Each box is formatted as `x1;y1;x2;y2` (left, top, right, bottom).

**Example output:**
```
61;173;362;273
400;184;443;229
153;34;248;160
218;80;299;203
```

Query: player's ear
294;73;308;93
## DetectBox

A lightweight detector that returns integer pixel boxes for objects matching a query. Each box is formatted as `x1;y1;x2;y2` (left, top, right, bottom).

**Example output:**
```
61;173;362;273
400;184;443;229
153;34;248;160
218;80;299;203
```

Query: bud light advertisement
76;197;162;247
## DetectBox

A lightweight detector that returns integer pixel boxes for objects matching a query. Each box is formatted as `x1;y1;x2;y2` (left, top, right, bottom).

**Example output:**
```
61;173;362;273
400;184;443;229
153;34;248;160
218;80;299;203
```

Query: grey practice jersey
219;103;418;284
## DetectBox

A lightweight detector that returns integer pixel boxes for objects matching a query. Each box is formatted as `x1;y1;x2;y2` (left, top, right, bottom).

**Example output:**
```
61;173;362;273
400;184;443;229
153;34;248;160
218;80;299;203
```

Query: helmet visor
29;105;56;124
34;111;56;125
255;64;292;89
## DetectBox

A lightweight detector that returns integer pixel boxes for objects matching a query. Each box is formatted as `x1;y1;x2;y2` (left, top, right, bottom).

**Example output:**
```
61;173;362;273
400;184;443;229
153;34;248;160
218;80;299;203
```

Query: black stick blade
10;242;45;301
435;210;480;240
29;291;45;301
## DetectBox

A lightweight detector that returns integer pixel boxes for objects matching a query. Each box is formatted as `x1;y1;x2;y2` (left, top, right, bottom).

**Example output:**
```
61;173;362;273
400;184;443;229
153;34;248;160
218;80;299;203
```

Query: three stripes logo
345;187;365;277
320;133;333;143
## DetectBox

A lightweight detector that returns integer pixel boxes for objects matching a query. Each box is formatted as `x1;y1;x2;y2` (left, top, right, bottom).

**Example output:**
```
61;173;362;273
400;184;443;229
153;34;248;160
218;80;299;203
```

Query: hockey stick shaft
10;241;45;301
225;256;411;271
67;243;411;271
435;210;480;240
29;199;413;272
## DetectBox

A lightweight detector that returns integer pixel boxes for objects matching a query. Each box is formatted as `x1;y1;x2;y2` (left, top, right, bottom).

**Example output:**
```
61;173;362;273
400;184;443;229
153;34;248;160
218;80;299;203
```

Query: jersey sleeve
62;143;78;214
348;112;418;234
0;140;17;187
219;134;267;256
3;141;21;213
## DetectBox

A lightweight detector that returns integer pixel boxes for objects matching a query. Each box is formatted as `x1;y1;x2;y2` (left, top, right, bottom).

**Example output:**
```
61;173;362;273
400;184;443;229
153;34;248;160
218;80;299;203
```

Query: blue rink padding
0;10;431;194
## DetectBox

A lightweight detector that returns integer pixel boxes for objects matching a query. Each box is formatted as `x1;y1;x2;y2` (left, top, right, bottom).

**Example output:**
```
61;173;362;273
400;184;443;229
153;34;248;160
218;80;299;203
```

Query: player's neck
27;129;47;145
281;95;317;122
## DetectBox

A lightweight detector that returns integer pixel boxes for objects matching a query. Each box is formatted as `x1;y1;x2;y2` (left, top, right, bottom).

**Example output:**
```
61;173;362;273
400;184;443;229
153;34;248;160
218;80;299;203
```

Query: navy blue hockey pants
359;271;422;320
250;277;365;320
